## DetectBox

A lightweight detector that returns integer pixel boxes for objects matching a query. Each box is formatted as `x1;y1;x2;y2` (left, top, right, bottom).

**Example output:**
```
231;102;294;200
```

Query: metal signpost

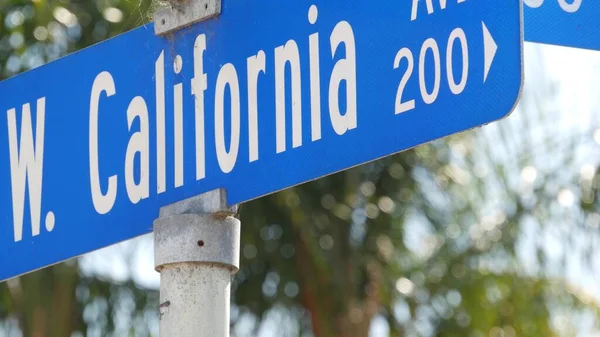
0;0;523;335
524;0;600;50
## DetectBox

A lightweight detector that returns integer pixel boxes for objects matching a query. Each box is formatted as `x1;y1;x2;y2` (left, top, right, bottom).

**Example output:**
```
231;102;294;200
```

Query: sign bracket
154;0;222;35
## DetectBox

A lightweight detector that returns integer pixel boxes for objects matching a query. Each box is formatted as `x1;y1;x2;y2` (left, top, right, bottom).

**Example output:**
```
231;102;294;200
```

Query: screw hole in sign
197;240;205;247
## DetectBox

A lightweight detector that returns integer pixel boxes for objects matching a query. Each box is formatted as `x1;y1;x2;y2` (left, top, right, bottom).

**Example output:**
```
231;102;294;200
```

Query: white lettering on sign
411;0;467;22
394;27;470;114
156;51;167;193
524;0;582;13
215;63;241;174
447;28;469;95
125;96;150;204
192;36;208;179
329;21;357;136
247;51;266;162
309;5;322;142
174;56;185;188
85;4;359;215
7;98;49;242
89;72;118;215
275;40;303;154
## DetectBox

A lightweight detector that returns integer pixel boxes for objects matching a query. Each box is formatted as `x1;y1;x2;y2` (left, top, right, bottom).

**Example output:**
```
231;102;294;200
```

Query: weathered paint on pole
154;190;240;337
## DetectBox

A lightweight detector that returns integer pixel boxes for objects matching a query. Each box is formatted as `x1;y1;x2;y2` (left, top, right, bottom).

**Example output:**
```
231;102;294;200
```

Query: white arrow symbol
482;21;497;83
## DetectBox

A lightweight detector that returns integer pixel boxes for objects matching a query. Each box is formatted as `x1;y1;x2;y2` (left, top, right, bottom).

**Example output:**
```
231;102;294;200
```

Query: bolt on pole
154;189;240;337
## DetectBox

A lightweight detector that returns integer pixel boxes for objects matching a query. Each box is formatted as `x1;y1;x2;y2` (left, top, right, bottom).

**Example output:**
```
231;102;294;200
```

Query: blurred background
1;0;600;336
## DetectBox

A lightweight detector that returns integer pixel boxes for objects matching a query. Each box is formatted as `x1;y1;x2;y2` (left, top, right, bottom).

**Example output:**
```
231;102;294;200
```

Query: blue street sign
0;0;523;281
524;0;600;50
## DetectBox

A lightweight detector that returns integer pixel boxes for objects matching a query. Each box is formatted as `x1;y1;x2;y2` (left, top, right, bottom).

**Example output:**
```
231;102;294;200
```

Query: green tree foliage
0;0;152;79
1;1;599;336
